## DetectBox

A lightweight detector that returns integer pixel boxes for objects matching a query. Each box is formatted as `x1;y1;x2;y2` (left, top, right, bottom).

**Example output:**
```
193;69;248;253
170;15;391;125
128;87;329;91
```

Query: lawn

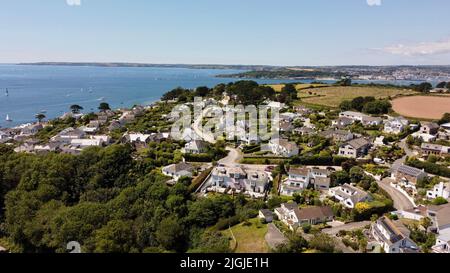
298;86;417;108
223;218;269;253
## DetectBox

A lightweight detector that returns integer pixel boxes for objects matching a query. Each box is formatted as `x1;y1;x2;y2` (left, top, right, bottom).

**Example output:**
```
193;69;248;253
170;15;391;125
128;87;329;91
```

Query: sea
0;64;423;128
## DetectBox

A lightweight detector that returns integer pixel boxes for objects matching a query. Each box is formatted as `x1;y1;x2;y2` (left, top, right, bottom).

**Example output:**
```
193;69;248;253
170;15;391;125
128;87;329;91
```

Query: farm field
298;86;417;108
392;95;450;119
223;218;269;253
267;83;330;92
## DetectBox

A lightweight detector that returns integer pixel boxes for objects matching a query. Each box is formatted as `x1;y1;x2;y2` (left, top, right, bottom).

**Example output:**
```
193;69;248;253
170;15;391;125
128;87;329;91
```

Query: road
322;221;371;236
218;147;243;166
378;178;415;211
193;108;216;144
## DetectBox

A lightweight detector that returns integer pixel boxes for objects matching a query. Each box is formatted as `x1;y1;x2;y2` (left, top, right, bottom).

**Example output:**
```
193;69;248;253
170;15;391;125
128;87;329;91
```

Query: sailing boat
6;114;12;122
5;88;9;97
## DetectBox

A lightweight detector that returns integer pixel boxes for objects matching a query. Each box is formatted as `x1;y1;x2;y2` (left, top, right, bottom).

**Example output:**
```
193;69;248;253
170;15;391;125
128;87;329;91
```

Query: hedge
407;159;450;178
189;167;213;193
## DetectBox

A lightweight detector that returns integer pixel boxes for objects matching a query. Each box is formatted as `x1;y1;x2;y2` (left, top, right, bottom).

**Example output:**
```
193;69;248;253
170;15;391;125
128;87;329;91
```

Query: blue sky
1;0;450;65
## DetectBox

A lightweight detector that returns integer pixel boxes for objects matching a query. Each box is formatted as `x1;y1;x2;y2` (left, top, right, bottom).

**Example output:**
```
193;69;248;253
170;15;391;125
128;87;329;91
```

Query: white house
281;167;331;196
371;216;419;253
329;184;371;208
275;203;334;230
183;140;209;154
432;228;450;253
384;117;409;135
427;182;450;200
338;138;372;159
162;162;194;182
211;166;269;196
268;138;299;157
339;111;383;126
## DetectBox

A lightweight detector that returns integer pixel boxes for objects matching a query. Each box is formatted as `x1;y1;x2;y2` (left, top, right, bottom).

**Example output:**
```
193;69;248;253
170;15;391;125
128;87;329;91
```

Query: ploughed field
392;95;450;119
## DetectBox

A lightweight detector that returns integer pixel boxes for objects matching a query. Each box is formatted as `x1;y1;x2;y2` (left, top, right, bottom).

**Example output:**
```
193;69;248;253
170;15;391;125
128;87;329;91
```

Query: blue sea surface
0;65;296;127
0;64;423;128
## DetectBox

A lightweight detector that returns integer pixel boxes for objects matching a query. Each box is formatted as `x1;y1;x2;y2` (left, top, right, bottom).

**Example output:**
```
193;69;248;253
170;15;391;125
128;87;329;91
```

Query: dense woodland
0;143;268;253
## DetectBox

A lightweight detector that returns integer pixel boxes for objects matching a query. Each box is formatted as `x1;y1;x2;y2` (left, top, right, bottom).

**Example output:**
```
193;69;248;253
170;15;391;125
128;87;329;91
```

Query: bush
432;197;449;206
302;224;312;234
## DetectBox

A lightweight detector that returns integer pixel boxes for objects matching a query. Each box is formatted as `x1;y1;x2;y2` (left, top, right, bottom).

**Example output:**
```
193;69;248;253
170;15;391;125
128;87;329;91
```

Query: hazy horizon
1;0;450;66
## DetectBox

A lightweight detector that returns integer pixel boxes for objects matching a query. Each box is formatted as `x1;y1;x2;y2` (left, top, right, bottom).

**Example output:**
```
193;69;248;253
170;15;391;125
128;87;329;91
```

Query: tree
70;104;84;114
420;217;432;230
432;197;448;206
436;82;447;89
339;100;353;111
438;113;450;125
195;86;210;97
35;113;46;123
155;216;186;252
412;82;432;93
309;233;337;253
98;102;111;112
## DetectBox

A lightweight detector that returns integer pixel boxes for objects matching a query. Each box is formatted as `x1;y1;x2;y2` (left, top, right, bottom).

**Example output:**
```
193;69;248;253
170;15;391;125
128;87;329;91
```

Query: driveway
378;178;415;211
322;221;371;236
265;224;287;250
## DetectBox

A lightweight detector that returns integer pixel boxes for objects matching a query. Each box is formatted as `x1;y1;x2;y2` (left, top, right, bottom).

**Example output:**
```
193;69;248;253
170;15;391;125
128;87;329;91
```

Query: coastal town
1;80;449;254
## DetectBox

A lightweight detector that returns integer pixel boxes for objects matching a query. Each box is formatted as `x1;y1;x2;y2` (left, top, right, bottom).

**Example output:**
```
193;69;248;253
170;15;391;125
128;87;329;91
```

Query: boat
6;114;12;122
5;88;9;96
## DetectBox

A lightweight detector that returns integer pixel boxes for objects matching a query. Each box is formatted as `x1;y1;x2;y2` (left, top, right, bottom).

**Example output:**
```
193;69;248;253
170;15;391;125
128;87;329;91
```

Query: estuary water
0;65;293;127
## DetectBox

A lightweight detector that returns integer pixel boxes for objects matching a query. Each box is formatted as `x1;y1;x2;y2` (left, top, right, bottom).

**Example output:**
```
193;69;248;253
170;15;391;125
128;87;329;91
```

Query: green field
298;86;417;108
223;218;269;253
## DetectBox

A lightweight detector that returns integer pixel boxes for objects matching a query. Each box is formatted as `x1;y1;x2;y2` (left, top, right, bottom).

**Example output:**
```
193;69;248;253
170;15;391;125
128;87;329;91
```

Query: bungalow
108;120;122;131
51;127;86;143
421;143;450;157
0;130;12;143
20;123;43;136
293;127;315;136
339;111;366;122
279;120;294;133
420;122;440;135
362;116;383;127
320;129;354;143
441;123;450;132
293;105;313;116
162;162;194;182
339;111;382;126
275;203;334;230
392;164;427;185
371;216;419;253
70;138;103;148
332;117;354;129
268;138;299;157
338;138;372;158
329;184;371;209
33;142;61;154
296;206;334;226
384;117;409;135
427;182;450;200
183;140;209;154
